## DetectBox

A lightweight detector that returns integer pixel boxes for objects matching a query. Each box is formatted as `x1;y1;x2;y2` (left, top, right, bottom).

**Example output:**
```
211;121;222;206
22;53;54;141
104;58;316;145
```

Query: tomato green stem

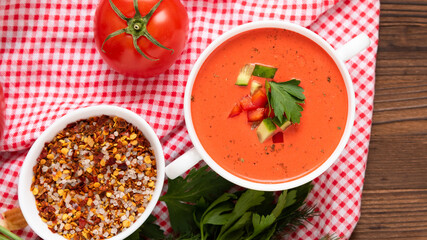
101;0;174;60
133;36;157;61
134;23;141;30
143;0;162;20
107;0;129;21
143;30;173;53
133;0;142;17
101;28;126;53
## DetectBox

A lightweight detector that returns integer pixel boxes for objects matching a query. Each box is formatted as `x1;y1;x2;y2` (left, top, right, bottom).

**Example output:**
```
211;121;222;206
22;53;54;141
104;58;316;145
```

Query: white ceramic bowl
166;20;370;191
18;105;165;240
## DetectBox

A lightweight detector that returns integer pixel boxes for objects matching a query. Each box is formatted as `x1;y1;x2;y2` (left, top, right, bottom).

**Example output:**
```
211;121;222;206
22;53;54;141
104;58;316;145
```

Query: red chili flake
106;157;116;166
78;218;87;229
117;163;128;171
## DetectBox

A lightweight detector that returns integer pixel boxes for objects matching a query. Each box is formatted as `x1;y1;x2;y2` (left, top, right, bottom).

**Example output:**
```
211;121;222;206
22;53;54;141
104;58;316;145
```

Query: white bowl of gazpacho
166;20;370;191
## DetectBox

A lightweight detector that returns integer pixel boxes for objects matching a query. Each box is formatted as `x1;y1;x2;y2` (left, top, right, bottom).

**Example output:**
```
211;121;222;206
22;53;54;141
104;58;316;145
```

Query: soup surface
191;28;348;183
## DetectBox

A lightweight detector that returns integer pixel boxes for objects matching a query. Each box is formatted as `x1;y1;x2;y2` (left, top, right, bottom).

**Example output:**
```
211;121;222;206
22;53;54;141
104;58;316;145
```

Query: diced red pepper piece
240;95;257;110
272;132;284;143
228;103;242;118
264;106;275;118
264;106;276;118
247;108;265;122
251;89;268;108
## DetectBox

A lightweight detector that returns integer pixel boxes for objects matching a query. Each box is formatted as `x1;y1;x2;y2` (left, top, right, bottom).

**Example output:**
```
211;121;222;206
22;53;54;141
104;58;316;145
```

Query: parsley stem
0;226;23;240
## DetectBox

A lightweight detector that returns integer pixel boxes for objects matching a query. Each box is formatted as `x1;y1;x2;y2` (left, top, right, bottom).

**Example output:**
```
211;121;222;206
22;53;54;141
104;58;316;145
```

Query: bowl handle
335;33;371;62
165;147;202;179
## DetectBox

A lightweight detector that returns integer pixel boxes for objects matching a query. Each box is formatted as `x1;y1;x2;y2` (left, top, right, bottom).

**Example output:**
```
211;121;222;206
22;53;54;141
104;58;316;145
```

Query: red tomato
94;0;189;78
239;95;257;111
251;89;268;108
247;108;265;122
228;103;242;118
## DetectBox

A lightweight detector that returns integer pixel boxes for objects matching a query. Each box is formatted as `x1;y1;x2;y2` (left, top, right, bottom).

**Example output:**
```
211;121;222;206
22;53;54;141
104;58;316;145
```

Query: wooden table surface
350;0;427;239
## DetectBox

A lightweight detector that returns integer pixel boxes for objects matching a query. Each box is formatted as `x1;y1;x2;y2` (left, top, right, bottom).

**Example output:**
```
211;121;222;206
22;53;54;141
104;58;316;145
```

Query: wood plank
364;134;427;190
351;189;427;239
350;0;427;239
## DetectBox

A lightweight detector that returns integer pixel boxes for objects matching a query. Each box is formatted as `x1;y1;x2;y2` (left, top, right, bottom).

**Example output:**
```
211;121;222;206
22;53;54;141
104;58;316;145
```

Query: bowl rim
183;20;356;191
18;105;165;240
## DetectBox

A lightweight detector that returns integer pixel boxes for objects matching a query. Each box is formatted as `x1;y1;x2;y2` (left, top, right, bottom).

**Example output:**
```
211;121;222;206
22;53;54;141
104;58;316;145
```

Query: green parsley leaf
274;183;316;236
200;204;234;240
160;166;233;234
124;230;140;240
217;190;265;239
267;79;305;124
128;168;318;240
203;203;234;226
251;191;275;216
271;190;288;218
201;193;236;226
218;212;252;240
282;182;313;213
193;197;210;227
171;233;202;240
246;191;287;240
139;215;165;240
199;193;237;240
255;223;277;240
248;213;276;240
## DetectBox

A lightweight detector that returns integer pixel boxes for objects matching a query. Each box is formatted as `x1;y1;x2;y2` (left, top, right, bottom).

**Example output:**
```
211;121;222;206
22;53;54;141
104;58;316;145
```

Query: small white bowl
18;105;165;240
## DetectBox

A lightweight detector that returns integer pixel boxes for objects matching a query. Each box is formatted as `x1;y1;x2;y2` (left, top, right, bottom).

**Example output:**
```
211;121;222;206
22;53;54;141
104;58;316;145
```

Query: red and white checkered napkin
0;0;379;239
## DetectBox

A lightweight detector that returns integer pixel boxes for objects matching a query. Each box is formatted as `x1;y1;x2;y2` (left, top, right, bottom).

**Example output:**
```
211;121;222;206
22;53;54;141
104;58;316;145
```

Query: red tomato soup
191;28;348;183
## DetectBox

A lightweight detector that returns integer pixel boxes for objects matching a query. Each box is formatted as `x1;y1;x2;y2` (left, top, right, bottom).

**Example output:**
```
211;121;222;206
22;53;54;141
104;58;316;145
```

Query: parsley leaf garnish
266;79;305;124
159;166;233;234
217;190;265;239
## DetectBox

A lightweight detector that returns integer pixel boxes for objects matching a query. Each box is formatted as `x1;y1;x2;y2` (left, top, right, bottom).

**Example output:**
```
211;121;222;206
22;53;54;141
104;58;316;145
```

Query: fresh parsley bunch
127;166;318;240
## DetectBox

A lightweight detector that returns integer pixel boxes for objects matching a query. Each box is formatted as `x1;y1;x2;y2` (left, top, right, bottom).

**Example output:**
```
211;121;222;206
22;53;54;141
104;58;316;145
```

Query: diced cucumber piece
252;64;277;79
256;118;277;143
250;81;262;95
273;117;292;130
235;64;255;86
278;120;291;130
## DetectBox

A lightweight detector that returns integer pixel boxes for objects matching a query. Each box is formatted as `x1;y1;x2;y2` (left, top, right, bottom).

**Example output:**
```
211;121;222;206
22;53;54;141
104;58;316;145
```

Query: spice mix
31;115;157;239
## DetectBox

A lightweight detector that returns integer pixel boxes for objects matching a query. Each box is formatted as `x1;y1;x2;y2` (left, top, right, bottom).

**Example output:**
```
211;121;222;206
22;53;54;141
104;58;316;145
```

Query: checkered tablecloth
0;0;379;239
